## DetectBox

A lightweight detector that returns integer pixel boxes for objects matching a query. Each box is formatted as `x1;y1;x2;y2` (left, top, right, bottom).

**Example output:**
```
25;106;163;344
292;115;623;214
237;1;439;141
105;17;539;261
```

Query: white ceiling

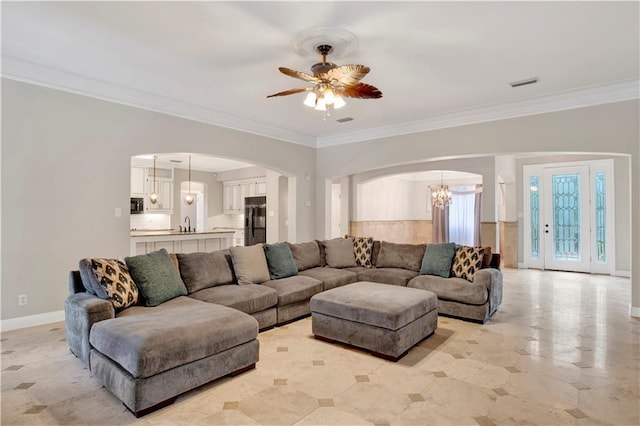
2;2;639;148
133;153;253;173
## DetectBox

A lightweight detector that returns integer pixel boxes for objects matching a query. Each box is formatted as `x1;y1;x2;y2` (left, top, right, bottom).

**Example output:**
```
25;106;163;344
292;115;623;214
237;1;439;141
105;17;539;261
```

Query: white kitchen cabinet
233;230;245;247
146;178;173;213
223;183;240;214
131;166;146;196
223;178;266;214
246;179;267;196
145;166;173;214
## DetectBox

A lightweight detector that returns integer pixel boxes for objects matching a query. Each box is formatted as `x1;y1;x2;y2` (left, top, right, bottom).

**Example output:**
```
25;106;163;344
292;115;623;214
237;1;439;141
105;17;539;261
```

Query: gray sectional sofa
65;238;502;416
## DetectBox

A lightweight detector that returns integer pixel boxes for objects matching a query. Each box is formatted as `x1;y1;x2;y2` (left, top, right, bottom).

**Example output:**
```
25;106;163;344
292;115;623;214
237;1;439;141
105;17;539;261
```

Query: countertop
130;228;237;237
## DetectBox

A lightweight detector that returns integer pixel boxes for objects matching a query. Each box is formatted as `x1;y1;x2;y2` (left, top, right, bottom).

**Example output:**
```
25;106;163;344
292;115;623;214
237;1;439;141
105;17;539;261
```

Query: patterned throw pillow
352;236;374;268
89;258;139;310
451;246;485;282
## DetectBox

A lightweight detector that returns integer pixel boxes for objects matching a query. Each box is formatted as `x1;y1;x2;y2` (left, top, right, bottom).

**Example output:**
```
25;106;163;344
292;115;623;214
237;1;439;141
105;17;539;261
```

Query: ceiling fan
267;44;382;111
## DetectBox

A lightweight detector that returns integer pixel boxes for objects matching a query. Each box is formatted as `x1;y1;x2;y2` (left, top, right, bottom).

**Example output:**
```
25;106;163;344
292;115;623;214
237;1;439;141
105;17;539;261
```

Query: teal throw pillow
125;249;187;306
420;243;457;278
263;242;298;280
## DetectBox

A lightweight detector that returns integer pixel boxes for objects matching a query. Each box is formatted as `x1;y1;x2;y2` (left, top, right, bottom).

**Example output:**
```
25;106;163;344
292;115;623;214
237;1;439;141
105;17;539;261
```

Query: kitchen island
130;229;235;256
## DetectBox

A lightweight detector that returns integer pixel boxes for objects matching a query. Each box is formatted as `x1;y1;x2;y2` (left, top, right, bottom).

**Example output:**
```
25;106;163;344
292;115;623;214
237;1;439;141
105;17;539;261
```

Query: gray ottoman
310;281;438;361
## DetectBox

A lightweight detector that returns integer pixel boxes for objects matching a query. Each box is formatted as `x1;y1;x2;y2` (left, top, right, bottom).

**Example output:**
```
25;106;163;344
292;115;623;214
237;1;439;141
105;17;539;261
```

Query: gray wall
316;100;640;313
1;79;316;321
215;166;266;182
349;157;497;222
2;78;639;321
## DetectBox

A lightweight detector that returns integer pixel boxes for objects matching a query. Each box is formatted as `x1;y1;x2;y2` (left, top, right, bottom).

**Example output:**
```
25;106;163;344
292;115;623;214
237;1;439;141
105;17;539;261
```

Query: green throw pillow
420;243;457;278
125;249;187;307
264;242;298;280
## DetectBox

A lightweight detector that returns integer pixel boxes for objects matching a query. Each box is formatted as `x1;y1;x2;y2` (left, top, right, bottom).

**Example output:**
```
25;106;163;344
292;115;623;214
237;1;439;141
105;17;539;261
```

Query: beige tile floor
2;269;639;425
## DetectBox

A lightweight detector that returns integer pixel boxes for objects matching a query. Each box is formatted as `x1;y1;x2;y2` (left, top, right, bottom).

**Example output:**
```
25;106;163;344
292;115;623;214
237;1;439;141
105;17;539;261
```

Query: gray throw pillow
264;242;298;280
229;244;271;284
375;241;426;271
125;249;187;307
420;243;457;277
323;238;357;268
176;250;236;293
288;241;321;271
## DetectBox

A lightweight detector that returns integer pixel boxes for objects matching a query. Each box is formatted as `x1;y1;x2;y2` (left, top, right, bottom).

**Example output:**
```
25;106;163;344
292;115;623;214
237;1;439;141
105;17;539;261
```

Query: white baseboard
614;270;631;278
518;263;528;269
630;306;640;318
1;310;65;332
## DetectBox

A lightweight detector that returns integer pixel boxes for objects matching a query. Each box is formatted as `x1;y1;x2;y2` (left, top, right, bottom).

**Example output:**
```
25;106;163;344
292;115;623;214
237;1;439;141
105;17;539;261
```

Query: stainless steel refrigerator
244;196;266;246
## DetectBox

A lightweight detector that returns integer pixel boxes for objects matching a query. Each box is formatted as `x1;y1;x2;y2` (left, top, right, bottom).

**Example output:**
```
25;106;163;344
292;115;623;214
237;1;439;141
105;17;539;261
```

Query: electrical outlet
18;294;27;306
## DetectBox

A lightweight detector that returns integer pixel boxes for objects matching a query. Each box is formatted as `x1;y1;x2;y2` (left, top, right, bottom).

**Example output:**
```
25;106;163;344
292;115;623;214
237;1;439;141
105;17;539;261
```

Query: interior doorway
524;160;613;274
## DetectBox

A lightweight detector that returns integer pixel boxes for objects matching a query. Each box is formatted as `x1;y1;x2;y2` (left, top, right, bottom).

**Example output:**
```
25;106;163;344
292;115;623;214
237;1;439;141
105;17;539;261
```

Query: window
594;172;606;263
448;185;477;246
530;176;540;259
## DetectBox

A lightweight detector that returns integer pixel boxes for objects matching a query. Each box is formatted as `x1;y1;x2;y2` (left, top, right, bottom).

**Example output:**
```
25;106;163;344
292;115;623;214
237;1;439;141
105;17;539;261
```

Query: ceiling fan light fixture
324;89;336;105
333;95;346;109
267;30;382;115
303;92;317;107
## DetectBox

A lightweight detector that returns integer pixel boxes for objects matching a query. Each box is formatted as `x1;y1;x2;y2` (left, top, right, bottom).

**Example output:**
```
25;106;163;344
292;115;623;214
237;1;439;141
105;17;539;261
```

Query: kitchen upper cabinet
223;182;244;214
246;179;267;196
222;178;266;214
131;166;146;196
146;178;173;213
255;180;267;195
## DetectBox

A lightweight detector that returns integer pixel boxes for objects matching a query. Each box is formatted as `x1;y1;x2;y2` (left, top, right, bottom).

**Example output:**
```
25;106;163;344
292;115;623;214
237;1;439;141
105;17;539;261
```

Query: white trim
614;270;631;278
518;263;528;269
0;310;65;332
1;55;638;149
1;55;317;147
317;79;640;147
630;306;640;318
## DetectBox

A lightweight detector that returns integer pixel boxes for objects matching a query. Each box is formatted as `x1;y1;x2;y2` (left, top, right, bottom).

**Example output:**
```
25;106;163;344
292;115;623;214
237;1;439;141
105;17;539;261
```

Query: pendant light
432;171;452;210
184;155;194;205
149;155;158;204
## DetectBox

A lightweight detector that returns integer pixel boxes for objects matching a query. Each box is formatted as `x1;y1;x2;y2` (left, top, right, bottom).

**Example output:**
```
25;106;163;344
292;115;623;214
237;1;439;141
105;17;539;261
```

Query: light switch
115;208;122;217
268;211;275;217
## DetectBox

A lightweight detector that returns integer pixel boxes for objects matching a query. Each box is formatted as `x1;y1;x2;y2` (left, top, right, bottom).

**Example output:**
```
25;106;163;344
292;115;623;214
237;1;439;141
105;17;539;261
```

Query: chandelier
432;172;452;210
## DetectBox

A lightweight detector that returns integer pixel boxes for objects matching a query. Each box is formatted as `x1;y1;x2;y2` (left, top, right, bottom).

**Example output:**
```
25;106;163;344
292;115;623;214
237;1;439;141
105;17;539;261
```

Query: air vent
336;117;354;123
510;77;539;88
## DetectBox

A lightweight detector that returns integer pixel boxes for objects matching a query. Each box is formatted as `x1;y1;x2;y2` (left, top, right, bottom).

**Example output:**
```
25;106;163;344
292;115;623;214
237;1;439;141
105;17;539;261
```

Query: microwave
130;197;144;214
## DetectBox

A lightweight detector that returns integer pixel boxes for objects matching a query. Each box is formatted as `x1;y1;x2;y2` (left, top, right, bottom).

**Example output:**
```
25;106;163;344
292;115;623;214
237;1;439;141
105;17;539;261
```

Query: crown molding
316;79;640;148
3;55;638;150
1;55;317;147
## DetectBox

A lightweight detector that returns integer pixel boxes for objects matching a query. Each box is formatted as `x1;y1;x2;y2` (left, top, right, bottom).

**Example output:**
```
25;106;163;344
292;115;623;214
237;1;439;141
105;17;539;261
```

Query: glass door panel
543;166;590;272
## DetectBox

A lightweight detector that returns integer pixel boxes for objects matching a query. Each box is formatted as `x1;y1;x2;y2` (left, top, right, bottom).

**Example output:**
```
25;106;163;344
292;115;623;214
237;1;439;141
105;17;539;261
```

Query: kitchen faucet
184;216;191;232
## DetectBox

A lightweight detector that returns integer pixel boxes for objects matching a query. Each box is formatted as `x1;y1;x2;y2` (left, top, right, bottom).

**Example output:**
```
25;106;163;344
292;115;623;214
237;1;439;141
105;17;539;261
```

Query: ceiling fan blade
266;87;309;98
324;64;370;85
339;83;383;99
278;67;320;83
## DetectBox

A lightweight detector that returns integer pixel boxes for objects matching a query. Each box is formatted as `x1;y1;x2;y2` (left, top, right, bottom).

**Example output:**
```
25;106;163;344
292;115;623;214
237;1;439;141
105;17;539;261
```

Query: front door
542;166;590;272
524;160;613;274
